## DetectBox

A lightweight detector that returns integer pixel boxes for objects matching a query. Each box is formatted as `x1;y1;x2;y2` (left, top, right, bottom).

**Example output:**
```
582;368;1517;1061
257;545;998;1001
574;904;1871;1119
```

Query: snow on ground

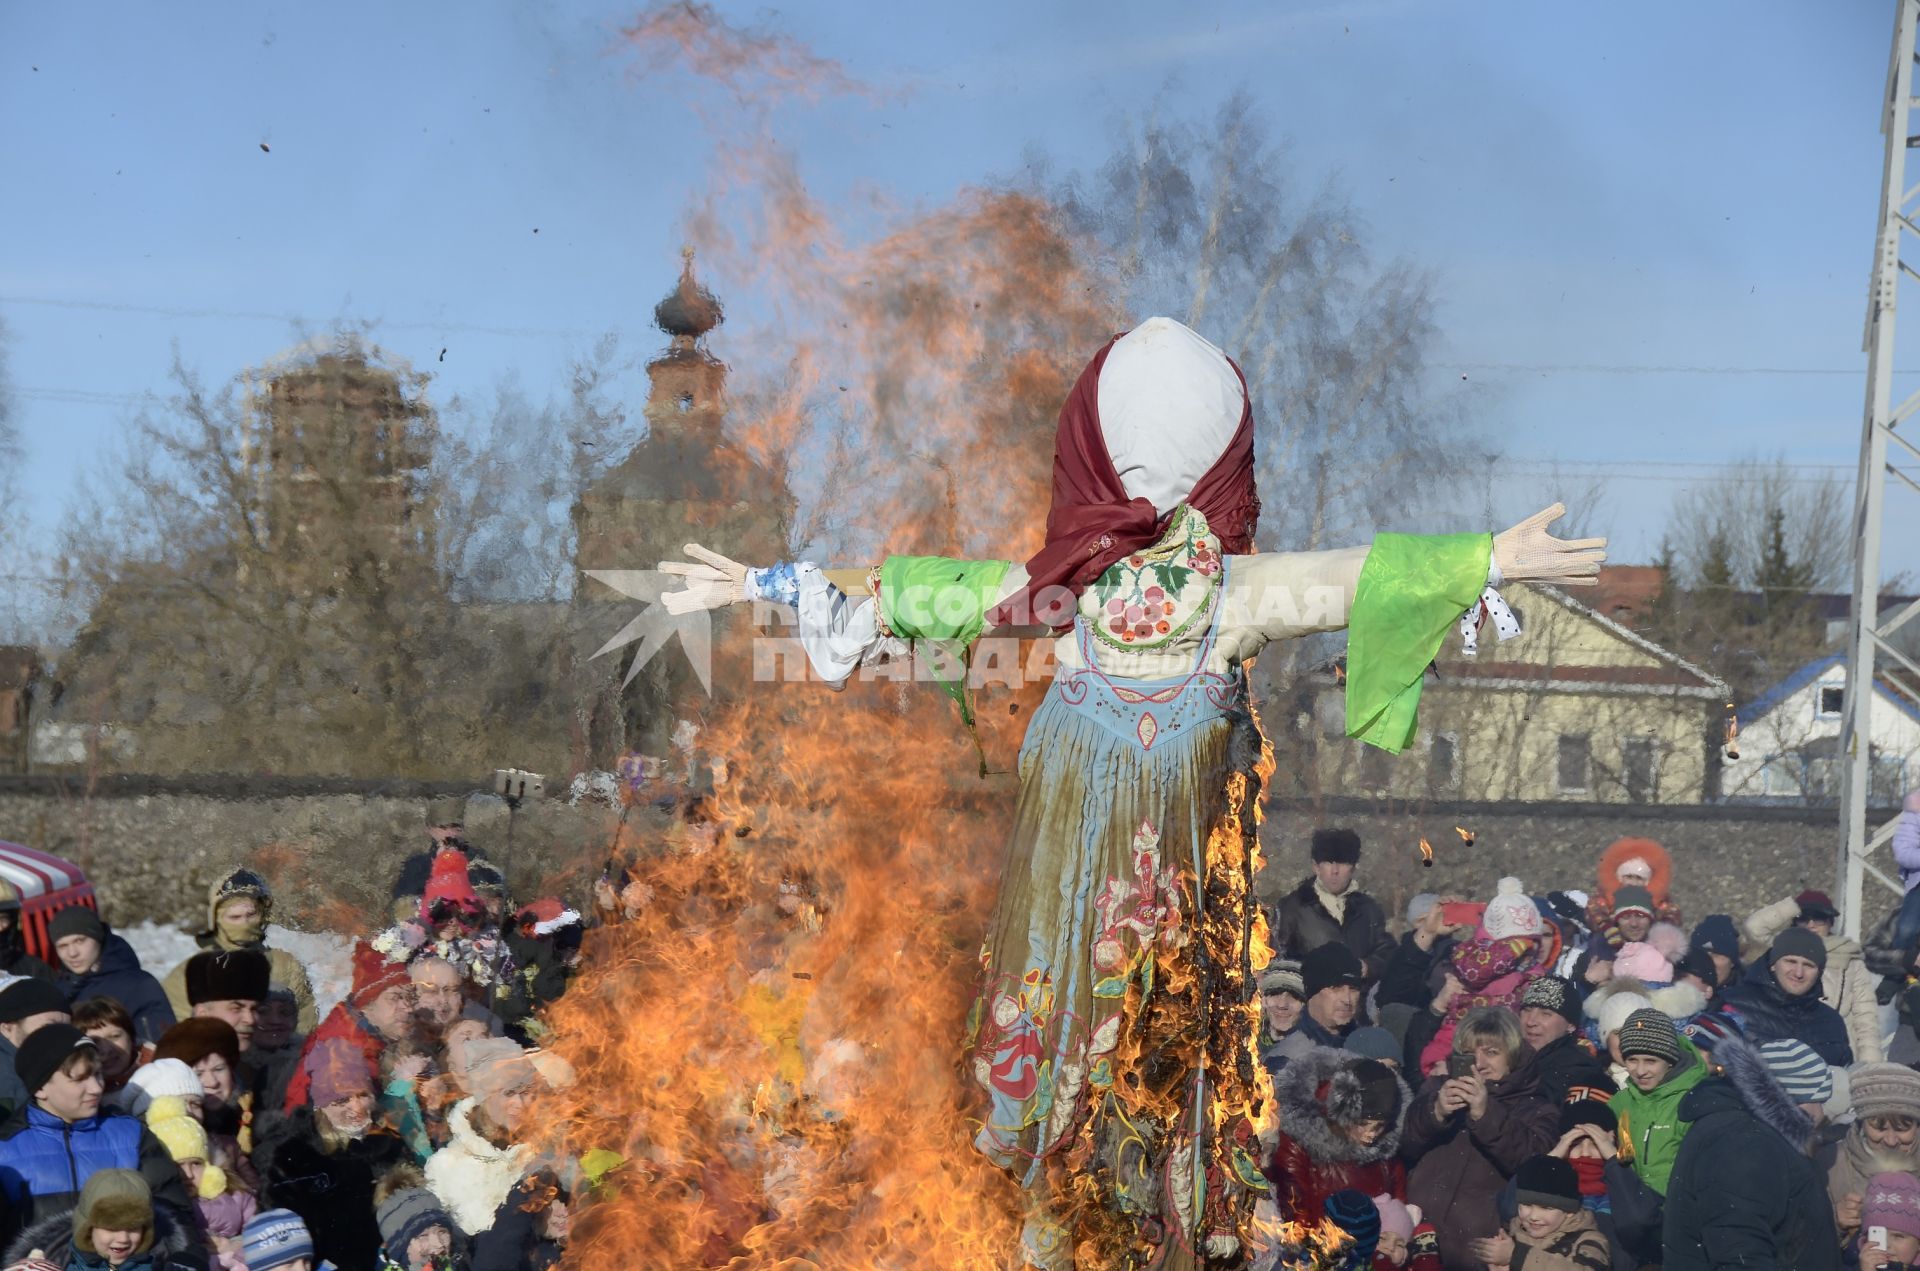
122;922;354;1016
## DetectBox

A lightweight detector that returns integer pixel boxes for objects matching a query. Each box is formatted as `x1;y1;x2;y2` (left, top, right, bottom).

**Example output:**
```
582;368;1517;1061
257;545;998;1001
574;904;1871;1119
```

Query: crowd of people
1255;798;1920;1271
0;805;586;1271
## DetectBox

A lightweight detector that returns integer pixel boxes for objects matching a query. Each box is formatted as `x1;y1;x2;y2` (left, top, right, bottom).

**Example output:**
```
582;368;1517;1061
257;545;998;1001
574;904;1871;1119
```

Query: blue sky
1;1;1911;600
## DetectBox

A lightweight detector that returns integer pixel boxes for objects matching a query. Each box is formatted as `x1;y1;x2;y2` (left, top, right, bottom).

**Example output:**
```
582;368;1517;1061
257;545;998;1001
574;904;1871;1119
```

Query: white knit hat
1482;877;1544;940
120;1058;203;1117
1593;990;1655;1040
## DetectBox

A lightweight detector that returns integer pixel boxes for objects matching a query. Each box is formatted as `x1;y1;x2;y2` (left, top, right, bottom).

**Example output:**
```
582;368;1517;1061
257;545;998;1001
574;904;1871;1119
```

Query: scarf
1829;1125;1917;1210
1315;880;1351;925
986;332;1258;630
1569;1153;1608;1198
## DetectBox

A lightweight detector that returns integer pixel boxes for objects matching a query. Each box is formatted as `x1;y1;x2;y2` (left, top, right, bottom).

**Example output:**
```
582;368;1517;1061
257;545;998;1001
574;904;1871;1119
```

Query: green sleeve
878;556;1013;645
1344;532;1492;754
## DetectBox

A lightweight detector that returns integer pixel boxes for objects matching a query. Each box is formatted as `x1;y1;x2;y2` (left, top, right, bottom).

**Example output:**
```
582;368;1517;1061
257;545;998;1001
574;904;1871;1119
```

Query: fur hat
1272;1048;1409;1166
1850;1063;1920;1123
1612;885;1655;921
1519;976;1582;1028
1482;877;1544;940
1614;942;1672;985
1864;1172;1920;1241
154;1018;241;1071
1769;927;1828;974
184;948;270;1006
73;1168;154;1257
1310;827;1361;864
1514;1155;1580;1212
46;905;105;945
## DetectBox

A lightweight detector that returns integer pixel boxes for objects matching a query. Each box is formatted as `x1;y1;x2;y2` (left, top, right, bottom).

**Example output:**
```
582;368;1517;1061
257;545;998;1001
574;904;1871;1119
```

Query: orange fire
1453;825;1475;848
1417;837;1434;868
1725;705;1740;760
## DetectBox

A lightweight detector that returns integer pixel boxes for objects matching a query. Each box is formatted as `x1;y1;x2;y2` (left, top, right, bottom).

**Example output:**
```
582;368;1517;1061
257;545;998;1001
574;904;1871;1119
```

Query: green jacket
1610;1038;1708;1195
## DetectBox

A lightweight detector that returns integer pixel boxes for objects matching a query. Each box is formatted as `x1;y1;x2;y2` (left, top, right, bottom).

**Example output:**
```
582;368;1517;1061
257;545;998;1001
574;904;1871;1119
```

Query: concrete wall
0;774;1895;938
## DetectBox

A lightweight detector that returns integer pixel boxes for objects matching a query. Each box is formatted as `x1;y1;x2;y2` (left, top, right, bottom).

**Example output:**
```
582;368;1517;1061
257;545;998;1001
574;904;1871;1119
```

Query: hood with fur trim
1648;979;1708;1021
1596;837;1672;906
4;1197;195;1268
1681;1034;1814;1154
1271;1045;1410;1165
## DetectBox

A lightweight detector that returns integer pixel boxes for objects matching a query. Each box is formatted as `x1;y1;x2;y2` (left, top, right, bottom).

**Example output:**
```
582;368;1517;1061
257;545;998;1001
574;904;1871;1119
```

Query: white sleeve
792;564;907;688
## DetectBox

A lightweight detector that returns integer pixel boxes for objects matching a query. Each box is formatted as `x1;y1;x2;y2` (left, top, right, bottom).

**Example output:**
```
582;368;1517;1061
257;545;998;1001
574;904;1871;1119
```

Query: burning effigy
613;317;1608;1268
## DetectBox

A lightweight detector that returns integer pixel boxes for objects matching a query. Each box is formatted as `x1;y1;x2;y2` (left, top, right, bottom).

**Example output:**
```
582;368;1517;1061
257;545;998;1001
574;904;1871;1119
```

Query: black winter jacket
254;1108;412;1271
470;1173;566;1271
1662;1036;1841;1271
1715;963;1854;1066
1532;1032;1616;1106
1268;877;1396;981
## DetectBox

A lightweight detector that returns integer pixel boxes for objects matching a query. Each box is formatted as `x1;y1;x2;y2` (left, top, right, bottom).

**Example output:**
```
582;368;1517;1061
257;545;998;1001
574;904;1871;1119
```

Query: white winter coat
424;1097;532;1235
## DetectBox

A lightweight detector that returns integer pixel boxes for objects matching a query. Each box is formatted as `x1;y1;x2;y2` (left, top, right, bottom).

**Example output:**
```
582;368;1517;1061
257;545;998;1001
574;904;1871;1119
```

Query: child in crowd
241;1209;337;1271
146;1095;256;1270
1471;1157;1610;1271
1861;1172;1920;1271
375;1176;462;1271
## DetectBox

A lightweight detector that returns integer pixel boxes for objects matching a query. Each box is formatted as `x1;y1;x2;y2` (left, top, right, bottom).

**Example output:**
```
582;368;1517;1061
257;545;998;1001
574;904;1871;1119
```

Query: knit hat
421;847;483;921
1371;1194;1415;1243
1593;990;1654;1041
73;1169;154;1258
1615;856;1653;885
1514;1155;1580;1212
349;939;411;1009
1258;958;1305;998
303;1037;374;1108
206;868;273;939
468;857;508;897
184;948;271;1005
1310;828;1362;865
242;1209;316;1271
377;1186;454;1253
1343;1027;1401;1065
1616;1008;1682;1065
47;905;105;945
154;1018;241;1071
1769;926;1828;974
1850;1063;1920;1122
1519;976;1583;1028
1405;894;1439;925
1682;1010;1744;1055
1675;945;1717;987
1864;1172;1920;1241
1302;943;1364;999
1612;885;1655;921
121;1058;202;1116
16;1023;95;1096
464;1037;537;1103
0;976;66;1023
1323;1189;1381;1264
1482;877;1544;940
148;1102;226;1200
1614;942;1672;985
1691;914;1741;959
1760;1038;1834;1104
1559;1098;1618;1136
1796;889;1839;923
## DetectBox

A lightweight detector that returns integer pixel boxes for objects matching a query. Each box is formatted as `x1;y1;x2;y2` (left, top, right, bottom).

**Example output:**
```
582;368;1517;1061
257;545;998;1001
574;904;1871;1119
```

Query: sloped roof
1743;652;1920;726
1437;584;1728;697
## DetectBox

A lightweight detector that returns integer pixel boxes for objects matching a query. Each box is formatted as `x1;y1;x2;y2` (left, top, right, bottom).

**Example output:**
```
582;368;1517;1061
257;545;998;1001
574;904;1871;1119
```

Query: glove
1493;503;1606;586
658;544;751;615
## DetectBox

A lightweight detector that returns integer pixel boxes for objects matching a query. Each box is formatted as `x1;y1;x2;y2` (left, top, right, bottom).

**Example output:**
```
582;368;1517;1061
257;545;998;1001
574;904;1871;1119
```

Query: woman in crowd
71;998;144;1096
425;1040;546;1236
255;1037;412;1270
1824;1062;1920;1236
1401;1006;1558;1270
155;1019;258;1191
1263;1047;1409;1222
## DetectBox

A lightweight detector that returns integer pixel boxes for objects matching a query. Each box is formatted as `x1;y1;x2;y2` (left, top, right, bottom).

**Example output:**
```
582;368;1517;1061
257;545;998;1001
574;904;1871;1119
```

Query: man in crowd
0;1024;205;1261
47;905;175;1046
284;940;418;1112
1517;975;1615;1105
182;946;270;1053
1578;885;1656;986
1294;943;1366;1048
0;976;69;1119
411;954;466;1040
1269;828;1395;984
1716;927;1854;1066
161;867;318;1033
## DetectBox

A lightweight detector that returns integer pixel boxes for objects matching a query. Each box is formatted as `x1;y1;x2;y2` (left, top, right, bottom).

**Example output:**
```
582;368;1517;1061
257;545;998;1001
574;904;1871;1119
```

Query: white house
1722;653;1920;804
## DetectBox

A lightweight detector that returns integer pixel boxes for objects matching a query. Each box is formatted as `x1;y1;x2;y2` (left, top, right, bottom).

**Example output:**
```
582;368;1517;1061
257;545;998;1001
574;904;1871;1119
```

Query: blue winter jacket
56;934;175;1046
0;1104;202;1261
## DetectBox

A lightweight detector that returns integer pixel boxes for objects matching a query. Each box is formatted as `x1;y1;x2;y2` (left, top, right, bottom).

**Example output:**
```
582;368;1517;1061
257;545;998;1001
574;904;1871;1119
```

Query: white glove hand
1493;503;1606;586
659;543;751;615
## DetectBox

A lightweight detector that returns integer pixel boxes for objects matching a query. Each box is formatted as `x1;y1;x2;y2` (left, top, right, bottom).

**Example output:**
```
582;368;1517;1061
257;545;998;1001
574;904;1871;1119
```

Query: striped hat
1759;1039;1834;1104
1615;1009;1681;1066
241;1209;315;1271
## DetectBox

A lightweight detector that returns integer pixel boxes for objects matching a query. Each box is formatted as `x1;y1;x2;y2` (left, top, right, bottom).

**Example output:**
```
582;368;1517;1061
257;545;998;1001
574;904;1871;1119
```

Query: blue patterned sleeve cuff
745;562;803;607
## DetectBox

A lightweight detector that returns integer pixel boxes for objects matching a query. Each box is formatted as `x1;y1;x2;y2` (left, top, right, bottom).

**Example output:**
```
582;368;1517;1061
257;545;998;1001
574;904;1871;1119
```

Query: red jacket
1261;1046;1411;1223
282;1002;384;1112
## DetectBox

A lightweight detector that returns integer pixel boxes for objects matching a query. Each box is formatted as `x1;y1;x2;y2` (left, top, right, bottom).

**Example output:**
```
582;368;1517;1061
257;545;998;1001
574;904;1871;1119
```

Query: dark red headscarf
988;332;1260;630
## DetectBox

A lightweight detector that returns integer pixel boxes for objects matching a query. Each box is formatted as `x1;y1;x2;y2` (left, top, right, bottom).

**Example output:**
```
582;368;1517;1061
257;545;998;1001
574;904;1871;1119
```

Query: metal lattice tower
1841;0;1920;936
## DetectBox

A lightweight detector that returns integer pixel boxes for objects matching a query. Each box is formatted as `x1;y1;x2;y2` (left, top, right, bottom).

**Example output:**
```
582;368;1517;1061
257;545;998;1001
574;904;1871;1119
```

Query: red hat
420;847;482;923
348;940;410;1009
